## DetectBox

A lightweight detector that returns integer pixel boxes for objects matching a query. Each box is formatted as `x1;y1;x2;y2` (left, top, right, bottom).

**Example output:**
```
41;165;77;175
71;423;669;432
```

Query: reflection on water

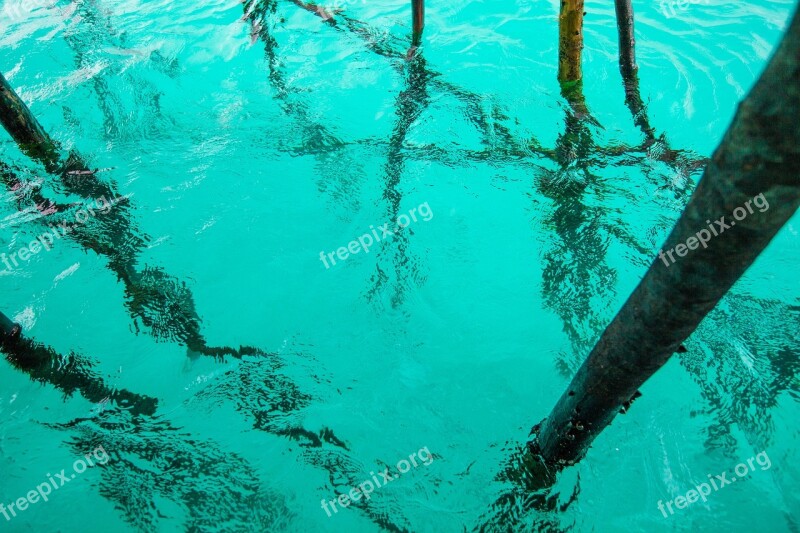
0;0;797;530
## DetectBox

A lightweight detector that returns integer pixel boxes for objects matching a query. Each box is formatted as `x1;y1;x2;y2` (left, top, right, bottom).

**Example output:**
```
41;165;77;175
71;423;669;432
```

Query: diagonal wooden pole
0;64;245;361
534;3;800;466
0;71;62;173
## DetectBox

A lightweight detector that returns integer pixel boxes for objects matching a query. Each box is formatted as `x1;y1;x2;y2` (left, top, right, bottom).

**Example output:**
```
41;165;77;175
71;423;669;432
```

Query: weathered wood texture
558;0;585;81
536;4;800;465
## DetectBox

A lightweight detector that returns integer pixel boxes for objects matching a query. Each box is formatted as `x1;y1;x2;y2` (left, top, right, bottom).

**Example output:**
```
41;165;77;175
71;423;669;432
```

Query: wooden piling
0;71;61;173
412;0;425;48
558;0;585;82
534;4;800;466
613;0;656;140
614;0;637;78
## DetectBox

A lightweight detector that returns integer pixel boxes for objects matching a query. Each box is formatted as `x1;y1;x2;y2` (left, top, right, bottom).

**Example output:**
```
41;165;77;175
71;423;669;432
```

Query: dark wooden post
0;71;61;172
558;0;585;82
411;0;425;48
613;0;656;140
614;0;637;78
534;4;800;466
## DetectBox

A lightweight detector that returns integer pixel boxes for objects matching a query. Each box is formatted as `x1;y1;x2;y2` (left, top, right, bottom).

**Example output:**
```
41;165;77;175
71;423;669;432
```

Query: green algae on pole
0;71;61;173
558;0;585;82
533;3;800;467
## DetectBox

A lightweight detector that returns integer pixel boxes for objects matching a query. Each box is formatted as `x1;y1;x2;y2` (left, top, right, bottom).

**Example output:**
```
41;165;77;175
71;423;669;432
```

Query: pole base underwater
0;311;22;347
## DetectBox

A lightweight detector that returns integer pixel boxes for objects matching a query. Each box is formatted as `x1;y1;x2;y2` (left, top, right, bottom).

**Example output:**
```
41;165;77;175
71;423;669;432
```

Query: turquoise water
1;0;799;531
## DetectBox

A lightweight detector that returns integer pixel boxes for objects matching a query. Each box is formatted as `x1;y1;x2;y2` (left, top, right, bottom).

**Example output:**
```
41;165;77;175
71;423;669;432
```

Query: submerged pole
613;0;656;140
534;4;800;466
0;71;61;173
558;0;585;82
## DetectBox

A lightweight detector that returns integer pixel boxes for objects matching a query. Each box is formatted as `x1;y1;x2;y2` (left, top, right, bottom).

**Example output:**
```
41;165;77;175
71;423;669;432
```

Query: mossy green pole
0;71;61;173
534;4;800;466
558;0;585;82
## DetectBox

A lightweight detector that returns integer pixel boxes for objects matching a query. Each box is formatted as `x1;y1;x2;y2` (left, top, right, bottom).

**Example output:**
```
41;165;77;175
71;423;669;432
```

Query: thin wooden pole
614;0;637;78
412;0;425;47
407;0;425;58
613;0;656;140
285;0;707;173
0;71;61;172
558;0;585;82
535;4;800;466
